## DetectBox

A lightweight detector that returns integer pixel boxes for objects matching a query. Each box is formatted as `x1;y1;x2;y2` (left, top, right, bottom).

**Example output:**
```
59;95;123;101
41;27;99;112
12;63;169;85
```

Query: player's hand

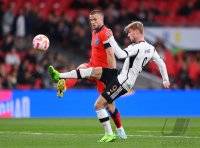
163;81;170;89
106;29;113;38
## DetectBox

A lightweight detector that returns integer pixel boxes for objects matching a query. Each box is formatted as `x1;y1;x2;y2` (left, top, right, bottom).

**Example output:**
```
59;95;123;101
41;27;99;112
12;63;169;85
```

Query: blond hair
90;9;104;17
124;21;144;34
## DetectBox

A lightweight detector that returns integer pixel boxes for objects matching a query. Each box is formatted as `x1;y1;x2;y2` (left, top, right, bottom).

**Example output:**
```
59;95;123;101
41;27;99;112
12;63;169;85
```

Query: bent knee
94;102;101;110
105;104;115;113
77;63;87;69
91;67;102;79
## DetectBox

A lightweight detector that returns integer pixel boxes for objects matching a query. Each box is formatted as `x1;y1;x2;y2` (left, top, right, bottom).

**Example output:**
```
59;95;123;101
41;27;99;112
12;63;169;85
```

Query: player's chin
92;26;98;30
92;27;97;30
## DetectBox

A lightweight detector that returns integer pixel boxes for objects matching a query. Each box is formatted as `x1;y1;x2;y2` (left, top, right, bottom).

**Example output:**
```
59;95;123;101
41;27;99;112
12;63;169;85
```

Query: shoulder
127;42;150;50
145;41;155;51
128;42;140;49
143;41;154;47
136;41;155;50
99;26;108;35
99;26;109;40
103;25;108;31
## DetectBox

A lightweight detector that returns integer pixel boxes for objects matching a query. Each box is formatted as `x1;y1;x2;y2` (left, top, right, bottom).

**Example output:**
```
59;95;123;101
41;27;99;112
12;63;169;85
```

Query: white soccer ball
33;34;50;52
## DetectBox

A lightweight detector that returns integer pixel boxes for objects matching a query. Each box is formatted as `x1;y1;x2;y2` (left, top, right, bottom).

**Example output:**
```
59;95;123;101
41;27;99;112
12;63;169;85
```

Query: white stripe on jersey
108;36;169;90
110;86;123;99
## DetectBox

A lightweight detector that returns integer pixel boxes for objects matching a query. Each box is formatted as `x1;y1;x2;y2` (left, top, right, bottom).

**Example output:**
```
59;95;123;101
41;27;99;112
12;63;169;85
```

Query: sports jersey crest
95;38;99;45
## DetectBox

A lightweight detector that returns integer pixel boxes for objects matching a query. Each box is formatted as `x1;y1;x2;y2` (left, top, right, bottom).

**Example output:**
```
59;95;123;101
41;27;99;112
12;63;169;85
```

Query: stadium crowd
0;0;199;89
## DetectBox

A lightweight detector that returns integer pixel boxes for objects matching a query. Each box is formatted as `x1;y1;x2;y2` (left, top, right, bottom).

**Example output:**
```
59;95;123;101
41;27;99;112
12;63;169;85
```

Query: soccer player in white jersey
49;21;170;142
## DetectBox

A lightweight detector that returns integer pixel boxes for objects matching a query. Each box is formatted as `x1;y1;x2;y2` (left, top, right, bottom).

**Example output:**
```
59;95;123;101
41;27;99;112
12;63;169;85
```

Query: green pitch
0;118;200;148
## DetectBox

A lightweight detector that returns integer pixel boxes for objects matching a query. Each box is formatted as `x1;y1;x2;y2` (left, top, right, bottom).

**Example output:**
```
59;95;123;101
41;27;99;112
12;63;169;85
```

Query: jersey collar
95;25;104;33
137;40;145;44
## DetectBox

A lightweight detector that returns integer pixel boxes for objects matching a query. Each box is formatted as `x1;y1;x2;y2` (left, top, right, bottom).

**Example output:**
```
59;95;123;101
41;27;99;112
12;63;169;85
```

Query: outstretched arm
152;51;170;88
106;29;138;59
106;37;128;59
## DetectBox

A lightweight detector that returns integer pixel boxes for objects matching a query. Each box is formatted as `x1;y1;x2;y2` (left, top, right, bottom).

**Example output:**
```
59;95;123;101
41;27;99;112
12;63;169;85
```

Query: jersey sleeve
152;50;169;82
101;29;111;49
107;36;139;59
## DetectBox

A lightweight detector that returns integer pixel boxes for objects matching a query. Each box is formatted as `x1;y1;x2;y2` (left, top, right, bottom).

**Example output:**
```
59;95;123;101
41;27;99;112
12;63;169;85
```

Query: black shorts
100;68;128;104
99;68;119;86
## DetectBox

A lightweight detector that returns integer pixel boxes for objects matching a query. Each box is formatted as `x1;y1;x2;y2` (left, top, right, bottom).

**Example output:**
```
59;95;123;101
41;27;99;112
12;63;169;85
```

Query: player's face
127;29;138;42
89;14;103;30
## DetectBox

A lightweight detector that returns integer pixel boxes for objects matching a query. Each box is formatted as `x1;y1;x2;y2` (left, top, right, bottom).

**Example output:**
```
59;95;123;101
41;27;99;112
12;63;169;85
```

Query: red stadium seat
188;59;199;83
188;11;200;25
53;0;72;17
154;16;174;26
2;0;16;11
0;51;6;58
18;51;27;61
173;16;187;24
122;0;139;12
168;0;183;14
29;64;35;73
147;61;160;76
34;79;42;89
64;9;77;21
3;64;11;74
191;11;200;19
79;9;90;17
154;1;167;14
164;51;177;77
16;84;32;89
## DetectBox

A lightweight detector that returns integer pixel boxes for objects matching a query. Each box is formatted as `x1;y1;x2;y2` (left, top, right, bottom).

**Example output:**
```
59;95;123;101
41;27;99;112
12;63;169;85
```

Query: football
33;34;50;52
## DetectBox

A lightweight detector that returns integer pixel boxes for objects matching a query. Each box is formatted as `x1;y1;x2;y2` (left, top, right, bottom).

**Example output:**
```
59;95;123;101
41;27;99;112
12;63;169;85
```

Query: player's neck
136;37;145;43
97;24;104;29
95;24;104;33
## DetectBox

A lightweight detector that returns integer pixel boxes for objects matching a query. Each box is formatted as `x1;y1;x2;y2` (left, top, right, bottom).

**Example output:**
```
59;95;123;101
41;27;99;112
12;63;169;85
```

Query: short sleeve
101;29;111;49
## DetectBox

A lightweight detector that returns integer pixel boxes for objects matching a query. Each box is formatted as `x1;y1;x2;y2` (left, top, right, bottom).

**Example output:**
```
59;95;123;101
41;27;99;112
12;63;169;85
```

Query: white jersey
108;36;169;90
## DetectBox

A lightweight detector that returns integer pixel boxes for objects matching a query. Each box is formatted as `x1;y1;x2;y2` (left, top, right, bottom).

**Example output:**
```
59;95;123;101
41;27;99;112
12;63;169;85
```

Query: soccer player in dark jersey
52;10;127;140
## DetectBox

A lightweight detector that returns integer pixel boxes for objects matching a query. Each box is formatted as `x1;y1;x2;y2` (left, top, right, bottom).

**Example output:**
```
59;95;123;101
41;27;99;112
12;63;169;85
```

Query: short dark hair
90;9;104;17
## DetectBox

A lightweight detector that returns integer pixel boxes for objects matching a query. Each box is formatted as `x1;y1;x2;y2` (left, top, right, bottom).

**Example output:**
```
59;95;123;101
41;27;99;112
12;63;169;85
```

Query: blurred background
0;0;199;118
0;0;199;90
